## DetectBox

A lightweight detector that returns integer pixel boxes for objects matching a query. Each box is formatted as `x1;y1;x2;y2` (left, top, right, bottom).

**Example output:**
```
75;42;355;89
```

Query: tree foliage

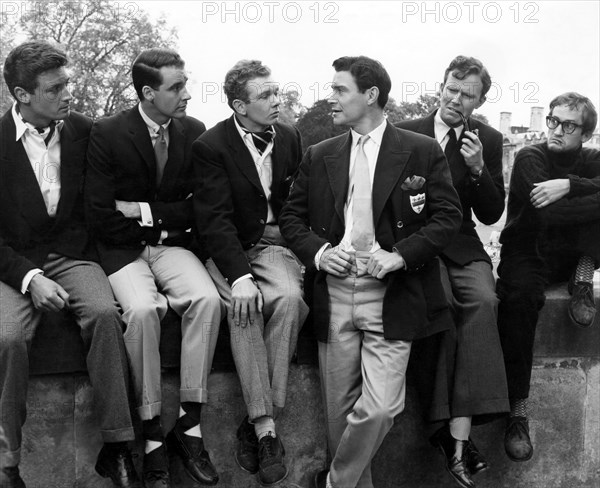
0;0;177;118
296;99;346;151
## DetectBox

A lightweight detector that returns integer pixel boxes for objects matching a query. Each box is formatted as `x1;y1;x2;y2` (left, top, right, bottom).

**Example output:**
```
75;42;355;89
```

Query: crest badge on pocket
410;193;426;214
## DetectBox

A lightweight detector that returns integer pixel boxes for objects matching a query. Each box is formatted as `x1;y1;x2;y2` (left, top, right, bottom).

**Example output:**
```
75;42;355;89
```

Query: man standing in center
85;48;222;487
192;60;309;486
279;56;462;488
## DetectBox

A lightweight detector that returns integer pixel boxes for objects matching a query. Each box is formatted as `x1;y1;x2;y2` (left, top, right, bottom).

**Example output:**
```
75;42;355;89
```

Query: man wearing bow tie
192;59;309;486
85;48;222;487
279;55;462;488
0;41;138;488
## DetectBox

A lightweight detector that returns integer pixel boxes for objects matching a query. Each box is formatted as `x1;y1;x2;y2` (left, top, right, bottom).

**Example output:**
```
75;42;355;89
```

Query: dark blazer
0;109;94;290
85;105;206;275
192;116;303;284
279;122;463;341
396;110;505;265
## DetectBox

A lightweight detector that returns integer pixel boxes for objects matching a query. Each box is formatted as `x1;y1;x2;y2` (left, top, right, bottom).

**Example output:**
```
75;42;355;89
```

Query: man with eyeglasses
496;92;600;462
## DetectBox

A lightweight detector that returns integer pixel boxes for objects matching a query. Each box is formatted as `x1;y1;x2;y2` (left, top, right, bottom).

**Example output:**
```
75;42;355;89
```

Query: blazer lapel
271;125;289;190
225;116;263;193
323;133;351;223
0;112;52;231
372;122;411;226
54;118;80;225
129;106;156;184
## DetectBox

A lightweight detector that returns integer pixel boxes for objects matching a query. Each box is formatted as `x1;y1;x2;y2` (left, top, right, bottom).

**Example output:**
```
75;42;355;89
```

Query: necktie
351;135;374;251
36;121;56;147
242;126;274;155
154;126;168;186
444;128;457;161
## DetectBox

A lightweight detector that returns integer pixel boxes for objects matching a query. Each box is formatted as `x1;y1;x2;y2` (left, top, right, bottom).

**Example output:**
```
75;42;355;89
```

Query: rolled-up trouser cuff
101;426;136;444
137;401;162;421
180;387;207;404
247;401;273;422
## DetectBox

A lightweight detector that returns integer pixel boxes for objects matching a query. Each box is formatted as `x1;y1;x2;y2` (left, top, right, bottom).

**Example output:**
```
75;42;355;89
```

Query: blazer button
396;220;404;228
259;219;265;225
141;240;147;246
158;219;163;225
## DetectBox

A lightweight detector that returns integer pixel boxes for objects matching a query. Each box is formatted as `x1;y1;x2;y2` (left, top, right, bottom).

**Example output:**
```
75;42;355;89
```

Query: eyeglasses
546;116;583;134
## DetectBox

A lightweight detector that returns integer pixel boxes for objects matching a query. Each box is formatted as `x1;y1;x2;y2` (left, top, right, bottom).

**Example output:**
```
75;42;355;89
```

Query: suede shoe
312;469;328;488
142;444;170;488
95;443;141;487
504;416;533;461
430;426;475;488
1;466;26;488
235;416;259;474
257;433;288;486
568;281;596;328
465;438;489;475
166;428;218;485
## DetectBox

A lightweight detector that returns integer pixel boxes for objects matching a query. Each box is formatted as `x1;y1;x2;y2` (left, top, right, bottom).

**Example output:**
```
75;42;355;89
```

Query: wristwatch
470;167;483;181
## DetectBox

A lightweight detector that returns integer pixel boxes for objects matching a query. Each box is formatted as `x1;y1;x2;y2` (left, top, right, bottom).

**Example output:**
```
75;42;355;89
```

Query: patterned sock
254;416;276;440
142;416;163;453
575;256;595;284
510;398;528;418
178;403;202;438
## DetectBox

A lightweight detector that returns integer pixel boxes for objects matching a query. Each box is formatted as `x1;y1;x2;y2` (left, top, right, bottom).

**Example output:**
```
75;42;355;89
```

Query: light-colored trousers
108;245;223;420
320;256;411;488
206;225;309;421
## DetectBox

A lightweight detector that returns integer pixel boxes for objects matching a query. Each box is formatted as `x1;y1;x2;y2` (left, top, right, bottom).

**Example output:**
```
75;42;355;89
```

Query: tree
296;99;346;151
0;0;177;118
470;112;489;126
279;89;306;126
385;94;439;123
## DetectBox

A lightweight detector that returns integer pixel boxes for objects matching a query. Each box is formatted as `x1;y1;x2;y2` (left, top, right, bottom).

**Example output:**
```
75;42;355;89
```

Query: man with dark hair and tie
279;55;462;488
1;41;139;488
85;48;222;487
192;59;308;486
397;55;509;488
497;92;599;463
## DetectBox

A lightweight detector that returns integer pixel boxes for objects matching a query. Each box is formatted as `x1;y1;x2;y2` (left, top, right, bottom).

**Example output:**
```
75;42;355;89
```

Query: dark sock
105;441;128;451
142;416;163;442
177;402;202;431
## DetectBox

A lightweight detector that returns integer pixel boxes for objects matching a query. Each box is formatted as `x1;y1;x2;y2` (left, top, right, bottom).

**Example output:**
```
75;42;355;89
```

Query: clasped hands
319;246;405;279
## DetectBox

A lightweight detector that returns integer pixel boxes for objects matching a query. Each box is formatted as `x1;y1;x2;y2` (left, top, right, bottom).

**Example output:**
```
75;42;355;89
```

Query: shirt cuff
21;269;43;294
138;202;153;227
314;243;332;271
232;273;253;288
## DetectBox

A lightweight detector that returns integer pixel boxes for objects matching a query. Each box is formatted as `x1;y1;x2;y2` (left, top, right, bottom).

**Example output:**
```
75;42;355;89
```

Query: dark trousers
496;222;600;400
0;255;135;466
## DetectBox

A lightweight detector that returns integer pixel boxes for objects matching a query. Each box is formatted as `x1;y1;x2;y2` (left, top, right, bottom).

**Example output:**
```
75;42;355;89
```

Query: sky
137;0;600;131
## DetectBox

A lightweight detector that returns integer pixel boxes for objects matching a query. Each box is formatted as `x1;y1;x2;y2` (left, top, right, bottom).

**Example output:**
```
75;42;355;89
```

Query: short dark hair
332;56;391;109
223;60;271;109
443;55;492;99
3;41;68;99
549;92;598;136
132;48;185;100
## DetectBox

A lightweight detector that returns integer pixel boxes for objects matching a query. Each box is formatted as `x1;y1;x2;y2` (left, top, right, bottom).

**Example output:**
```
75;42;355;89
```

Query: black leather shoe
257;433;288;486
95;444;141;487
312;469;328;488
568;281;596;328
1;466;26;488
235;416;259;474
166;429;218;485
430;426;475;488
465;438;489;475
504;416;533;462
143;444;170;488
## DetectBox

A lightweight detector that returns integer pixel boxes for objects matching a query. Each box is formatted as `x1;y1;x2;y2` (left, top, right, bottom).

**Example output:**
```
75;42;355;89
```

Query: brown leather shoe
235;416;259;474
504;416;533;461
142;444;170;488
166;428;218;485
430;426;475;488
95;443;141;487
257;433;288;486
465;438;489;475
568;281;596;328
